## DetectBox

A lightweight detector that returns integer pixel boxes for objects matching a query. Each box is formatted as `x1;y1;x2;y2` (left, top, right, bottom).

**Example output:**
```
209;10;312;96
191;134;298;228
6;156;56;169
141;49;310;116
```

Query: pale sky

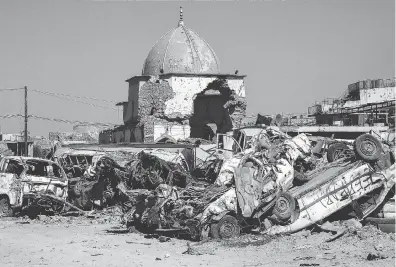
0;0;394;136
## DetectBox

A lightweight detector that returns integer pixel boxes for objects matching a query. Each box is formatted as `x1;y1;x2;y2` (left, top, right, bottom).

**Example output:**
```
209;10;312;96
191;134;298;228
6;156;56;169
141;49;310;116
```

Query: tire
354;134;382;162
273;192;296;221
210;215;240;239
327;143;350;162
0;197;13;217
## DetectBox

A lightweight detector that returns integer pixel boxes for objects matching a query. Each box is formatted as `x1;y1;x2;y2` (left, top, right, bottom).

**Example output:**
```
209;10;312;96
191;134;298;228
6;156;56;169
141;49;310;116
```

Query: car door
0;158;24;207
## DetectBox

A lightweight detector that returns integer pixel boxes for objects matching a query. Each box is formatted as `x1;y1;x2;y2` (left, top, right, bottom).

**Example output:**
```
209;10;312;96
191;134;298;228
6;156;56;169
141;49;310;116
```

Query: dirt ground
0;216;394;267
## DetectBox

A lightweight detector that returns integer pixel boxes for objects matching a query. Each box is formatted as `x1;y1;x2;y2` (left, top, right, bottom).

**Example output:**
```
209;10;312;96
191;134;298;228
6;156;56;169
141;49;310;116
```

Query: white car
0;156;68;216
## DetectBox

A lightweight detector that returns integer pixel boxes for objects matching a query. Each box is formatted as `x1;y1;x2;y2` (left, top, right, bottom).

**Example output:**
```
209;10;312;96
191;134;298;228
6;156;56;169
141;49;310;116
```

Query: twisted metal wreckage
0;127;394;240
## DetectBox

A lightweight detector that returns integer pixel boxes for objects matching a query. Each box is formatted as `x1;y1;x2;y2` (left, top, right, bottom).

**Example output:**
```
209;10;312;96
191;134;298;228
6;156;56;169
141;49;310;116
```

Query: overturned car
199;133;395;239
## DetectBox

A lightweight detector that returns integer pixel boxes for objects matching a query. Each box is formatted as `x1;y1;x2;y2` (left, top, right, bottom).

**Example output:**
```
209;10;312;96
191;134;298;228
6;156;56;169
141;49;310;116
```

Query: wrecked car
197;133;395;239
214;126;296;187
53;150;106;178
0;156;68;217
216;126;268;159
67;154;129;210
197;133;312;238
125;132;313;239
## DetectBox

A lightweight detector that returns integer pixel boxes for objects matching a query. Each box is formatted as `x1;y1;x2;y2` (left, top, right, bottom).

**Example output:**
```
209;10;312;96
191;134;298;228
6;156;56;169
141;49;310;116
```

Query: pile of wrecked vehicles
0;142;198;218
125;127;395;240
0;127;394;241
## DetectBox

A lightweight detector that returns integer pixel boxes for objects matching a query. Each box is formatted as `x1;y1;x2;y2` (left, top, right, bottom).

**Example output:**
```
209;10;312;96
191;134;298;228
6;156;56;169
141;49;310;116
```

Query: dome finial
178;6;184;26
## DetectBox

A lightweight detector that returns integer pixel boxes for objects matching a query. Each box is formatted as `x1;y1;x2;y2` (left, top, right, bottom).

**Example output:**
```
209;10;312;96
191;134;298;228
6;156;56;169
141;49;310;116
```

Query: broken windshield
0;159;24;176
25;159;66;181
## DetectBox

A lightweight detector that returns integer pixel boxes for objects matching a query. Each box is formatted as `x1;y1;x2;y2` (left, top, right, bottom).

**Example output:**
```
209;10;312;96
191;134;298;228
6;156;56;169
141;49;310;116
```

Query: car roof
2;156;58;165
59;151;105;157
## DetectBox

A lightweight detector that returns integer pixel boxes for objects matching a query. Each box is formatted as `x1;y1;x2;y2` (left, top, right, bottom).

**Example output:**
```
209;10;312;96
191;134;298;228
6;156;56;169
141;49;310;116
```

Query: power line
0;87;24;92
29;115;116;127
31;89;116;103
0;114;22;119
0;113;116;127
30;115;116;127
31;89;118;110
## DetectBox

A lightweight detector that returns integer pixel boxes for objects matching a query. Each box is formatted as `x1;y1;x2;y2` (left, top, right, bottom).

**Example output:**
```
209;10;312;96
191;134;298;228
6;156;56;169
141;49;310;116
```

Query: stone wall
118;74;247;143
163;75;245;118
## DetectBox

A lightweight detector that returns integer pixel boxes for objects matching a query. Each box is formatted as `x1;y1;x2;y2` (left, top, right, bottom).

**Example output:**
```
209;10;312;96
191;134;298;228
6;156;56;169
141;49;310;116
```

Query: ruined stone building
308;78;395;127
99;8;246;143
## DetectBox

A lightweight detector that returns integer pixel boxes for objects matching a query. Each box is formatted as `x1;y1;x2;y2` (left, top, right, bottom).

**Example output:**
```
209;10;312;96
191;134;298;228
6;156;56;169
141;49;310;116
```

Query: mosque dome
142;7;220;76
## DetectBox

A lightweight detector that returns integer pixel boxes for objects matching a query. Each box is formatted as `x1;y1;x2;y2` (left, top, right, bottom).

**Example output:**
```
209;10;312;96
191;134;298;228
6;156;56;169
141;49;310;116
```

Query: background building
308;78;395;127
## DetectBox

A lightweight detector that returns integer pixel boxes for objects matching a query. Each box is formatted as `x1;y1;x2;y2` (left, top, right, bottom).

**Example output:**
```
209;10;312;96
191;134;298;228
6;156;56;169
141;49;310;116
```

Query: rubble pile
0;126;394;243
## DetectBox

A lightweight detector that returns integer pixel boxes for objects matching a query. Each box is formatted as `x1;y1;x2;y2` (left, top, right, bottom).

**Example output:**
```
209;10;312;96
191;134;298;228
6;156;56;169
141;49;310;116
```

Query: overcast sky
0;0;394;136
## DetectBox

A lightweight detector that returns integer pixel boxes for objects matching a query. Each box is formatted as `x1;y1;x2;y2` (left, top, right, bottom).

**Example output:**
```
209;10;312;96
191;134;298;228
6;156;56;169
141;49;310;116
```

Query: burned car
198;133;395;239
124;132;313;239
54;151;106;178
0;156;68;217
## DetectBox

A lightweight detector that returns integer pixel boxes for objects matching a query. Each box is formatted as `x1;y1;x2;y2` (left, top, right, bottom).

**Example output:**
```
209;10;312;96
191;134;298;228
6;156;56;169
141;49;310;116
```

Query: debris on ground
366;252;388;261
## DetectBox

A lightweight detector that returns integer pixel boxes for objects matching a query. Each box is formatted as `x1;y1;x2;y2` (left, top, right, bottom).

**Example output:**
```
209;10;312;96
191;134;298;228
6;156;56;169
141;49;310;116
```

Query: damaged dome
142;7;220;76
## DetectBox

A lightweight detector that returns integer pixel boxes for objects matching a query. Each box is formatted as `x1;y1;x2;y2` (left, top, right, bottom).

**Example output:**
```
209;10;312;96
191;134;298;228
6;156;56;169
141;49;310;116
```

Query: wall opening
189;79;235;141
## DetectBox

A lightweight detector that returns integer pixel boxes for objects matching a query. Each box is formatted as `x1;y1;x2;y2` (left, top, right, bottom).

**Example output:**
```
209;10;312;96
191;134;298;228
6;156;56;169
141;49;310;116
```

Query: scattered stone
159;236;171;242
126;241;151;245
38;215;48;221
317;222;342;234
15;221;30;224
294;256;315;261
325;230;346;243
144;234;160;239
301;230;311;238
182;242;216;256
342;219;362;229
293;244;313;250
366;252;388;261
374;244;384;251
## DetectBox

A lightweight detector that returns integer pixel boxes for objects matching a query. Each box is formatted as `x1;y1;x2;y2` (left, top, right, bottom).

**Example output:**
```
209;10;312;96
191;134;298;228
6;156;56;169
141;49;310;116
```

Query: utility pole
24;86;28;156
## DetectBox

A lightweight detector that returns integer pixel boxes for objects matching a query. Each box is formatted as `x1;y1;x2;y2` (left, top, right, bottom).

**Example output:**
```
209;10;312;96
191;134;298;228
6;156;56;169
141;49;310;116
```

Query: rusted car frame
198;133;395;239
0;156;68;216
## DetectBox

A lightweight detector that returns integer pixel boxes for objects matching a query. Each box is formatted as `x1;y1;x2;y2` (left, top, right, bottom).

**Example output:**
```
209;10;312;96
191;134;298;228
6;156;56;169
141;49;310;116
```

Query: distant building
308;78;395;127
285;78;396;139
100;8;247;144
49;123;108;143
0;133;33;156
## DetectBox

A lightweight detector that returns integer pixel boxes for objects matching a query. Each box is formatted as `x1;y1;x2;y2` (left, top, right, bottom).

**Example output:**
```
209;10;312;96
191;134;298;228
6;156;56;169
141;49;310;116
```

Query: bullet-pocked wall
118;74;247;142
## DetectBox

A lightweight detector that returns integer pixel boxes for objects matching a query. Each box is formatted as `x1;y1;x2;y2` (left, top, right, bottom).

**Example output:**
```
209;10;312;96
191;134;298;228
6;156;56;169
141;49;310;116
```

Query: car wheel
354;134;382;162
273;192;296;222
0;197;13;217
327;143;351;162
210;215;240;239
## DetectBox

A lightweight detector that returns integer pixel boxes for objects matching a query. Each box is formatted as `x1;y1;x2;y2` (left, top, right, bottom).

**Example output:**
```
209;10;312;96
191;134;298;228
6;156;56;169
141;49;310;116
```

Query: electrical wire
0;114;116;127
31;89;118;110
0;87;24;92
28;115;116;127
0;114;22;119
31;89;116;104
